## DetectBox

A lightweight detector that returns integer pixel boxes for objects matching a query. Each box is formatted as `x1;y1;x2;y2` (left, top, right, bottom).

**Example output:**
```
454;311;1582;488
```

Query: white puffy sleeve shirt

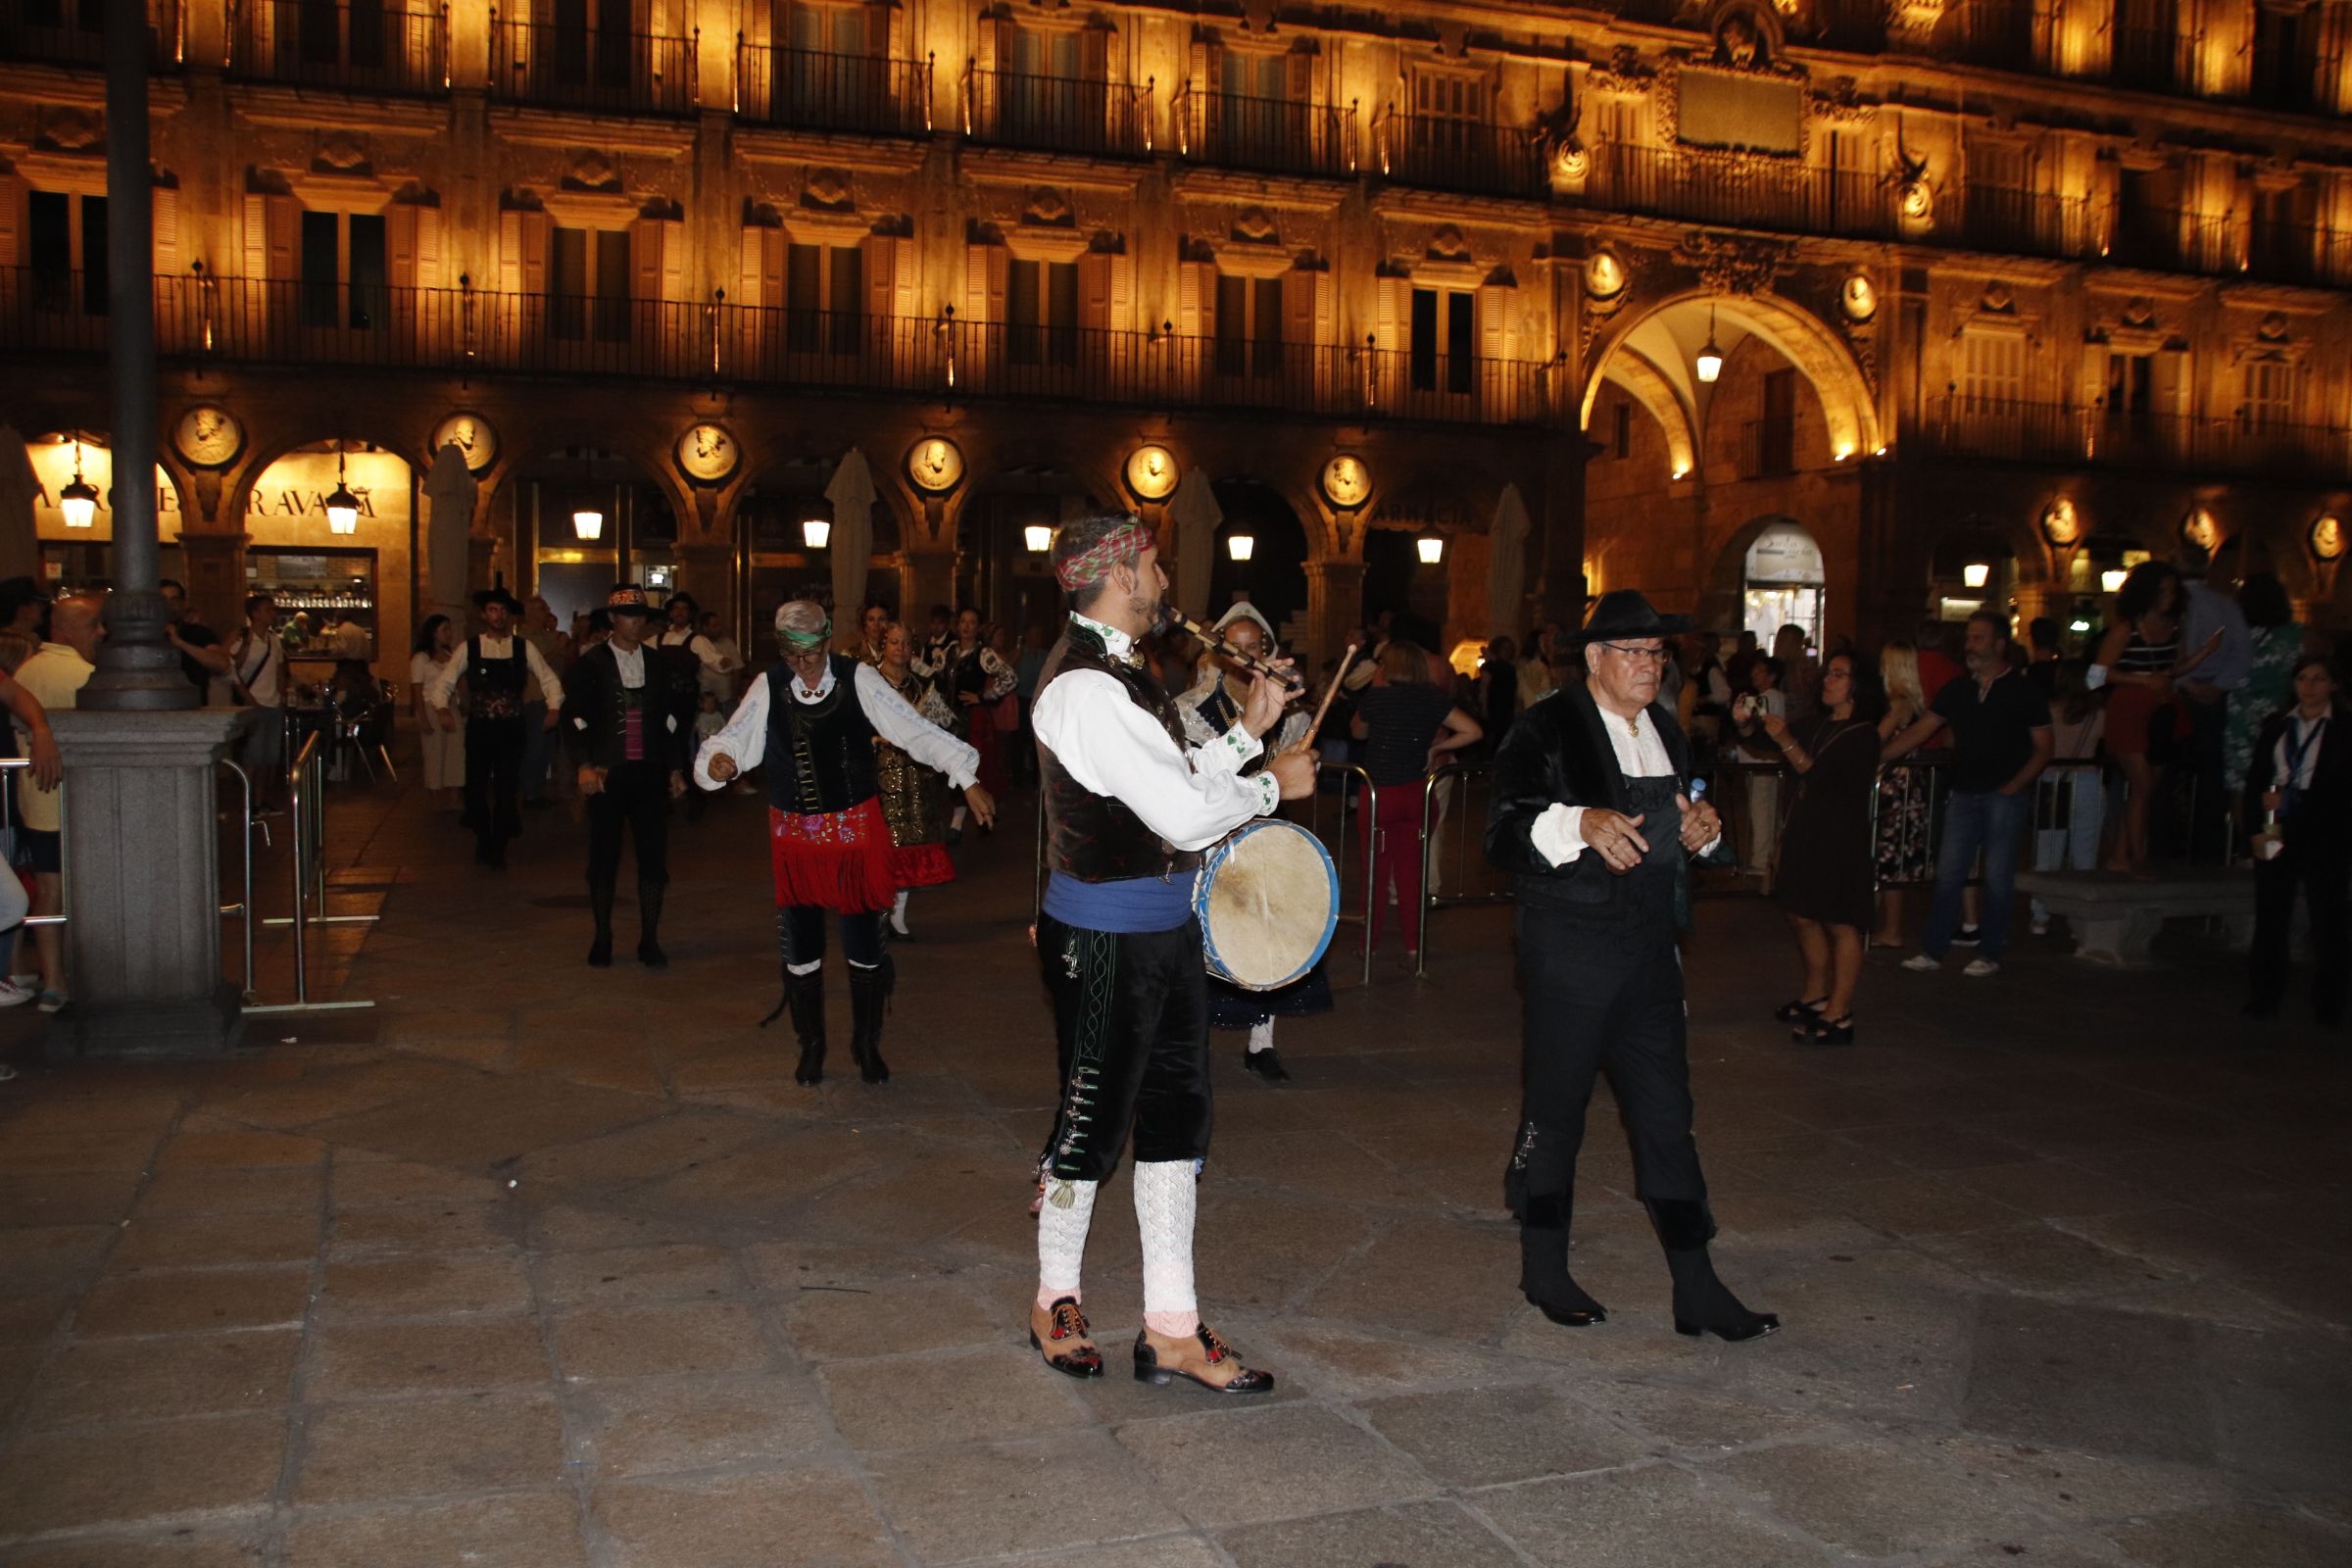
693;662;979;794
1030;665;1278;853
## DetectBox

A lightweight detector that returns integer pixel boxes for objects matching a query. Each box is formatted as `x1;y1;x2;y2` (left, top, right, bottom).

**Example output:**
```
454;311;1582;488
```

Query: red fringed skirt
769;798;898;913
888;842;956;889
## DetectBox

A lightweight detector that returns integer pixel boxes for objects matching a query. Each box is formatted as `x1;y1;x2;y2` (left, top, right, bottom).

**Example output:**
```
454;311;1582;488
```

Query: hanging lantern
1227;533;1255;563
1961;562;1990;589
1023;523;1053;554
59;440;98;529
324;446;361;535
803;516;831;550
1417;535;1445;565
1694;306;1724;384
572;507;605;541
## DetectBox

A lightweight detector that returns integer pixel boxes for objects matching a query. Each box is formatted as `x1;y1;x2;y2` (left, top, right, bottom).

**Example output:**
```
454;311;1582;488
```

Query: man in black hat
1486;590;1780;1344
569;584;686;966
425;579;564;868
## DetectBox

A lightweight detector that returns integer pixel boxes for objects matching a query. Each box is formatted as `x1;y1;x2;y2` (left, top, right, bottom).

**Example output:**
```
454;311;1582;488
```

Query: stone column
1301;559;1365;668
49;708;249;1057
676;540;737;625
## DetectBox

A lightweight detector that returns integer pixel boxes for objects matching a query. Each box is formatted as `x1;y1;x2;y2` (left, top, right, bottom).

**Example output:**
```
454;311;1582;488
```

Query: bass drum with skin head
1194;819;1339;991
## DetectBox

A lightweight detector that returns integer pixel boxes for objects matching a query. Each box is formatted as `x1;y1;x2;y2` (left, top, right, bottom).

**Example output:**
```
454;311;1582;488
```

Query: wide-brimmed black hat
472;578;522;613
1576;589;1690;646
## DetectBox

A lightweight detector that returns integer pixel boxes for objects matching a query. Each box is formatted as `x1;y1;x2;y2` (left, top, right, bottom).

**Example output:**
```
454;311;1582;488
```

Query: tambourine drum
1195;819;1339;992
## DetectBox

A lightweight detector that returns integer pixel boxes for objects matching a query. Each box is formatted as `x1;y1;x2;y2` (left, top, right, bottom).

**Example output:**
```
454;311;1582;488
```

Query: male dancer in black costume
570;584;687;967
425;580;564;868
1486;589;1780;1343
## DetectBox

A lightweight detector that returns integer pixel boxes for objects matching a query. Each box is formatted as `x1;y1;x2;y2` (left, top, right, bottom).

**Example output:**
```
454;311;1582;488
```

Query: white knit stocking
1035;1177;1098;1309
1134;1159;1200;1338
1247;1019;1275;1054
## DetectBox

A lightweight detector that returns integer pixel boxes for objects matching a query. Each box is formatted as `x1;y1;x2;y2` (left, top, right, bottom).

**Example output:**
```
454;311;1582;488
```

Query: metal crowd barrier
249;729;377;1014
1415;761;1509;975
1300;759;1380;987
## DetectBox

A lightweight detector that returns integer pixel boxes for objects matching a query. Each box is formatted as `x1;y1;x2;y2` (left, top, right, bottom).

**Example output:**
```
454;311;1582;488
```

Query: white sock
786;958;821;976
1247;1020;1274;1054
1035;1177;1098;1309
1134;1159;1200;1338
951;806;968;830
890;889;910;934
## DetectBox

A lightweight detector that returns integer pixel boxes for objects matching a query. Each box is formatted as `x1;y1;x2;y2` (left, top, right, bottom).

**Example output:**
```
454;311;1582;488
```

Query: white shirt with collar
1529;705;1718;866
1028;613;1278;853
425;632;564;713
2272;711;2330;795
693;654;978;793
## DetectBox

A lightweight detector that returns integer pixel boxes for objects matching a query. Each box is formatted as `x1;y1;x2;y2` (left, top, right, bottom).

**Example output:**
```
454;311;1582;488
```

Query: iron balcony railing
1942;183;2094;261
961;67;1151;158
1;0;178;66
2110;23;2198;95
489;15;694;116
1371;109;1545;200
1925;394;2352;481
1579;143;1891;238
231;0;447;95
1949;0;2036;69
1172;85;1356;179
0;270;1567;430
2245;220;2352;289
735;41;930;135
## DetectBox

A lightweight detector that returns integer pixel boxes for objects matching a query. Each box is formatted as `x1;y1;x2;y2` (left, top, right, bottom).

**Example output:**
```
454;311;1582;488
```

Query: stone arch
1596;351;1698;479
1581;288;1883;466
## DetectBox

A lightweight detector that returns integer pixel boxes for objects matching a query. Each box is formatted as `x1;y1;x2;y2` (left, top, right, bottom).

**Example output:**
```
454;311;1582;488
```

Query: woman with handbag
2244;654;2351;1024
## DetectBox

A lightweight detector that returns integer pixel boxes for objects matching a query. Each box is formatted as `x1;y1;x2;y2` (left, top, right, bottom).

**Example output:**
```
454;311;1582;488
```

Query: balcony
0;0;177;68
961;68;1151;158
489;16;694;117
1577;144;1890;239
735;42;930;136
1172;85;1356;180
1940;184;2093;261
2111;24;2196;95
2246;220;2352;289
231;1;447;96
1925;395;2352;482
1370;110;1545;201
0;270;1564;431
1947;0;2036;69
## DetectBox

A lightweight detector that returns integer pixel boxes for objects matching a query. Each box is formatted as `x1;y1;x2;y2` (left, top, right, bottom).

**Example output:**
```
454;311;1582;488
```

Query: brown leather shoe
1133;1323;1275;1395
1029;1297;1102;1379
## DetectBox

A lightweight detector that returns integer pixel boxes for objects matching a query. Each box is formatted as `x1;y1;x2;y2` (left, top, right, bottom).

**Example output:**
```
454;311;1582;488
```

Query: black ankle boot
760;969;826;1085
1519;1193;1606;1327
1648;1198;1779;1343
636;881;666;968
587;883;614;967
847;957;893;1084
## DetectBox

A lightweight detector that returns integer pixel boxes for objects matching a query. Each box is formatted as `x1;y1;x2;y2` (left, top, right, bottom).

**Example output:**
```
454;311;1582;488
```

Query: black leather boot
636;881;667;968
1648;1198;1779;1343
1519;1192;1606;1327
586;882;614;968
847;957;893;1084
769;970;825;1085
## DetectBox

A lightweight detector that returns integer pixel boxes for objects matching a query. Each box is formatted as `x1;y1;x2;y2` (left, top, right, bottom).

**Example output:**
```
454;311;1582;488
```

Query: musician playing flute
1178;602;1328;1084
694;600;991;1086
1485;590;1779;1343
1026;514;1314;1391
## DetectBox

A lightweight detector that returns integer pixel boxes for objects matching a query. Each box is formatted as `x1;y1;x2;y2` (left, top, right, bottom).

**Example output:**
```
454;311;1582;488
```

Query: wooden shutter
972;12;1000;129
1077;250;1111;330
1283;266;1331;345
1285;49;1313;105
1477;280;1512;362
253;193;295;279
631;217;683;302
1082;21;1110;84
389;204;419;288
963;239;1005;323
248;0;274;65
414;206;442;288
861;232;898;322
2153;347;2189;420
1373;272;1408;352
1176;258;1214;338
151;185;179;274
0;173;22;270
738;224;773;309
1190;34;1220;88
506;209;549;295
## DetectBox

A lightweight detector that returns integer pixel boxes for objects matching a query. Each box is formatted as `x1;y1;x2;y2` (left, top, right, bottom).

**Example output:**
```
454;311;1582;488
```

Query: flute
1168;611;1306;691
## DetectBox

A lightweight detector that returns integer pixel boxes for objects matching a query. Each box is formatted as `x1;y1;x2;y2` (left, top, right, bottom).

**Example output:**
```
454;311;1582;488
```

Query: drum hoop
1194;819;1341;992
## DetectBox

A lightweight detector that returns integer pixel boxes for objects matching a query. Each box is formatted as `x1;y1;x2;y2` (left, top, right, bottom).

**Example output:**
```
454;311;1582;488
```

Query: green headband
775;613;832;651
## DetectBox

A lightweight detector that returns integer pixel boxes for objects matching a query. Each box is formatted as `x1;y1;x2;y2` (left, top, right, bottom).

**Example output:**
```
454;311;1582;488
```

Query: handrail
1305;759;1379;988
1415;761;1508;975
248;726;378;1014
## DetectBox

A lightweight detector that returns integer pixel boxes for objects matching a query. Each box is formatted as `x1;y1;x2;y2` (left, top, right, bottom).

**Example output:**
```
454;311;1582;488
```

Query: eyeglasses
1593;642;1671;665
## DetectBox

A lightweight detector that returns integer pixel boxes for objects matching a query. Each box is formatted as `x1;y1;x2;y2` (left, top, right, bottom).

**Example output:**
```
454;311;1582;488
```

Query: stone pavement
0;769;2348;1568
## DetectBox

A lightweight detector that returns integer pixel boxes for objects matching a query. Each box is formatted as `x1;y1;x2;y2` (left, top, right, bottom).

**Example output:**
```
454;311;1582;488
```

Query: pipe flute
1167;610;1306;691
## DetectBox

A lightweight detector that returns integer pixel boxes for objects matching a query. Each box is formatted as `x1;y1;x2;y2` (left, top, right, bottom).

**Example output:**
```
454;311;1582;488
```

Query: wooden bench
2013;868;2255;966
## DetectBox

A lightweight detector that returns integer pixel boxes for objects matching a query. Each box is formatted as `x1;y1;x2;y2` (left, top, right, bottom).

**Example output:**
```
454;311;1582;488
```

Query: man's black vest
764;653;879;814
1036;619;1199;883
466;636;528;721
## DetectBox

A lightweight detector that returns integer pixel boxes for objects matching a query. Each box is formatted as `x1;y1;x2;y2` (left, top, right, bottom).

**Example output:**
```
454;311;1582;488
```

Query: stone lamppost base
46;706;251;1060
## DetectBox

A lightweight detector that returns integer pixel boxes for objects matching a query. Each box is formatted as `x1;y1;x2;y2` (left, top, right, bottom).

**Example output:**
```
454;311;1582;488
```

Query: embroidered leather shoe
1133;1324;1275;1395
1029;1297;1102;1379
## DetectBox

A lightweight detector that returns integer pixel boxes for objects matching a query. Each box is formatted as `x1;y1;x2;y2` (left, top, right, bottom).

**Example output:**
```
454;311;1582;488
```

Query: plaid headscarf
1053;516;1152;592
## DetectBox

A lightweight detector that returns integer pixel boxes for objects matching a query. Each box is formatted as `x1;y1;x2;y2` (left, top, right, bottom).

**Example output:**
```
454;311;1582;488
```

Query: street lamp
571;505;605;541
1227;533;1254;562
1961;562;1990;589
59;439;98;529
324;446;361;535
2101;568;2128;594
1694;306;1723;385
1417;535;1445;565
803;516;831;550
1023;523;1053;554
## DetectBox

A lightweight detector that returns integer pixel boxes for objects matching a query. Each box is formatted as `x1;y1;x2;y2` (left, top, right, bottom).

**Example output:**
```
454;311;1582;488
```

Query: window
551;225;630;342
788;1;863;55
27;191;107;315
1220;50;1283;102
1010;25;1080;79
554;0;636;89
1409;286;1474;395
785;242;861;353
298;209;387;330
1007;257;1077;367
2242;358;2299;431
1958;331;2026;411
1612;402;1631;461
1213;272;1282;378
2106;350;2156;428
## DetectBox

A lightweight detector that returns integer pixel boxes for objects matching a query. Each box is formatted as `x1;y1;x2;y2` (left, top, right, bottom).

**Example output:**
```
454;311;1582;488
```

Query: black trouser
780;905;885;969
464;716;526;857
586;760;669;899
2250;839;2350;1022
1507;904;1707;1220
1035;913;1212;1184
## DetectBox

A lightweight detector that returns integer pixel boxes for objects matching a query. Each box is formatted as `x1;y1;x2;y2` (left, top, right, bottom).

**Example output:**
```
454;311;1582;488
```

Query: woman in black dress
1760;650;1885;1044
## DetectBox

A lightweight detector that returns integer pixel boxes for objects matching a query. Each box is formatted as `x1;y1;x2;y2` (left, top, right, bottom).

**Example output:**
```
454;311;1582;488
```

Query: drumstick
1286;641;1361;756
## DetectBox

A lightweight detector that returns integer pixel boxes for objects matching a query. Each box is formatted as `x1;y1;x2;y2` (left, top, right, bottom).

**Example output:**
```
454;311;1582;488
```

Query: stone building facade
3;0;2350;680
